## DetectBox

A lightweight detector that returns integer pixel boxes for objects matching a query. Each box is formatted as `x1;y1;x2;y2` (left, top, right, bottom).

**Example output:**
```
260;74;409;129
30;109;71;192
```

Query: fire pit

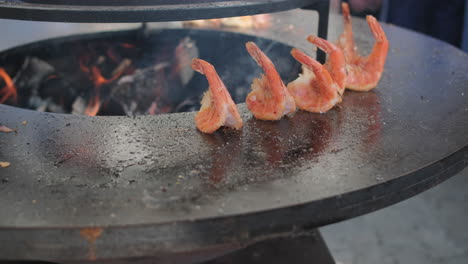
0;28;300;116
1;2;468;264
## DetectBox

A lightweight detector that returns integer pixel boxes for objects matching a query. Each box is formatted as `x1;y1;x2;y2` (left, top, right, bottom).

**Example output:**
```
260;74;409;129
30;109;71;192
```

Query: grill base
0;230;335;264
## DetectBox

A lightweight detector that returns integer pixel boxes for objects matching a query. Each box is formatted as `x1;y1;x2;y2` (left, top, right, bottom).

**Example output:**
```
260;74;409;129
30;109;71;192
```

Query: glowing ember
148;102;157;115
79;57;91;73
184;14;271;29
251;14;271;29
91;66;110;87
46;74;58;80
0;68;17;104
84;92;101;116
80;58;130;116
120;43;135;49
0;35;201;116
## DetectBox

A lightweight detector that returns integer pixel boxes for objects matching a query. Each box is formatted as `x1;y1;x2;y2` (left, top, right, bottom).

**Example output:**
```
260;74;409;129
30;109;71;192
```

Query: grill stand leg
302;0;330;64
204;229;335;264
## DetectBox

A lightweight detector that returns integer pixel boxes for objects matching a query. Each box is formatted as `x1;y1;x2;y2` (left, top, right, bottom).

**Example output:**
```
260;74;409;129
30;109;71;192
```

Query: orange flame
81;60;126;116
84;93;101;116
83;67;106;116
79;56;91;74
184;14;271;29
120;43;135;49
91;66;109;87
106;48;119;63
0;68;17;104
46;74;58;80
148;102;158;115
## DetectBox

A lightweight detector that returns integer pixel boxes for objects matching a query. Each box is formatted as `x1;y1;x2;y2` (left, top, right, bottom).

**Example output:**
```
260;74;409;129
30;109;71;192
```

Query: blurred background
333;0;467;52
325;1;468;263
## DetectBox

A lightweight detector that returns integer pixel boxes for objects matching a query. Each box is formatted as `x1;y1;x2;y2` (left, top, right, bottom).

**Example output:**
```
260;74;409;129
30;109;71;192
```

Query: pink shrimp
192;58;243;133
337;3;389;91
287;45;342;113
245;42;296;120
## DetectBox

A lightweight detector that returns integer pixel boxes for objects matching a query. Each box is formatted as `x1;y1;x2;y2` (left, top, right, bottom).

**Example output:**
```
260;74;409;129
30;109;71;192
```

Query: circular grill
0;0;325;22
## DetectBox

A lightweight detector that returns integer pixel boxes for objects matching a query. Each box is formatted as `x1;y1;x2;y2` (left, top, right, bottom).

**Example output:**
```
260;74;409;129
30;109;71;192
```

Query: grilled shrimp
245;42;296;120
287;39;343;113
192;58;243;133
337;3;389;91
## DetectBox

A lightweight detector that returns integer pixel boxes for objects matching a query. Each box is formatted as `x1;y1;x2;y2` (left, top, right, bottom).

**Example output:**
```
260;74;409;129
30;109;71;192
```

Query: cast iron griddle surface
0;23;468;260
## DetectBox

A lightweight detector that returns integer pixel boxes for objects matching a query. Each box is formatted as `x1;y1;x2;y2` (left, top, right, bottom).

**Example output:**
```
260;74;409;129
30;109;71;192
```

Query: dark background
342;0;467;51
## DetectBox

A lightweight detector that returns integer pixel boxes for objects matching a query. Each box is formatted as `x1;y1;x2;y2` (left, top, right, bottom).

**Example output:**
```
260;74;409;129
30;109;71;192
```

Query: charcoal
46;100;66;113
122;100;138;116
72;97;87;115
174;97;200;113
112;58;132;77
5;35;204;116
107;40;198;115
28;95;48;111
30;96;65;113
14;57;55;95
99;99;125;116
96;56;106;65
110;63;171;116
31;96;50;112
39;76;79;111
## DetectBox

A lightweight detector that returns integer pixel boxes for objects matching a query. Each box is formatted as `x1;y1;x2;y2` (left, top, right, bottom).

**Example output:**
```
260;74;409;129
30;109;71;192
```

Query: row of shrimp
193;3;389;134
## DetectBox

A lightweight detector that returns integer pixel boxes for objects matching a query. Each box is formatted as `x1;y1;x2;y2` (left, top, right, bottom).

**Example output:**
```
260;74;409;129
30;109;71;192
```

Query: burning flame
79;56;128;116
84;93;101;116
120;43;135;49
82;67;106;116
0;68;17;104
46;74;58;80
91;66;113;87
184;14;271;29
148;102;158;115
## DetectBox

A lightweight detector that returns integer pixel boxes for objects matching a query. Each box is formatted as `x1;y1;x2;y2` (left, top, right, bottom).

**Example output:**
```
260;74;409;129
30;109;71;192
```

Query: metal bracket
302;0;330;63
